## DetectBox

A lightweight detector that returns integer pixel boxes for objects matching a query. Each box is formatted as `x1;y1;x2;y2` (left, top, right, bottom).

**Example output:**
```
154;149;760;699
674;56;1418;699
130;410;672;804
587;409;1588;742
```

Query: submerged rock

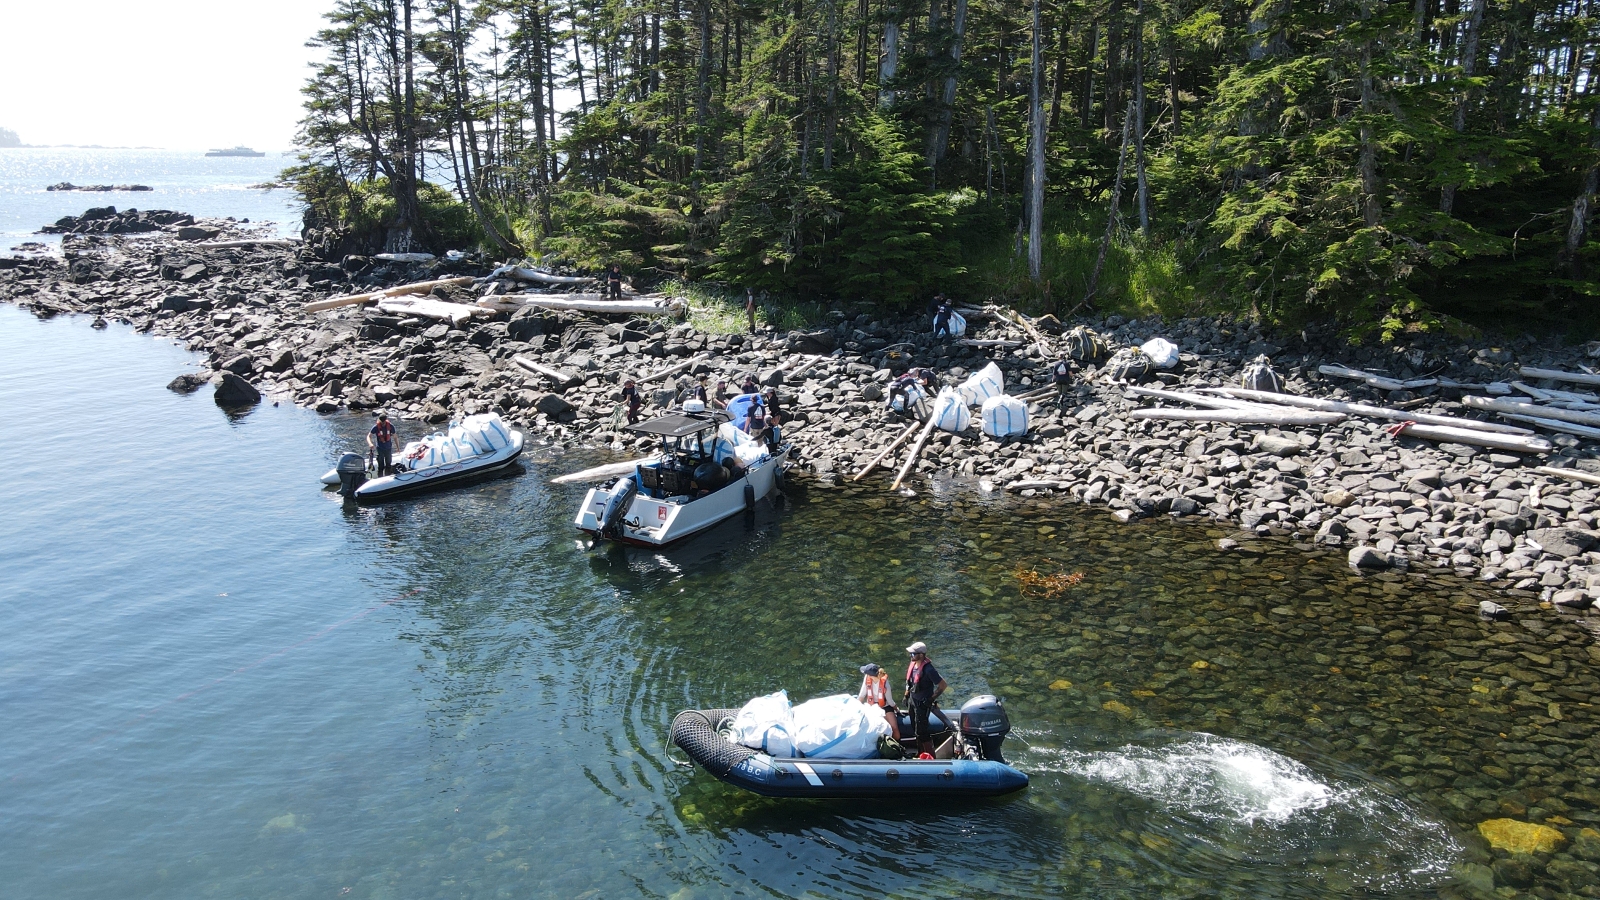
1477;818;1567;855
212;372;261;408
167;372;208;394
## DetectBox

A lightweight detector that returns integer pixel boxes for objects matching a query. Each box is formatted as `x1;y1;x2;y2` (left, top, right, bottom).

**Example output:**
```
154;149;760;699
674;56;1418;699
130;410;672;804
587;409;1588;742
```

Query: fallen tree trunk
513;355;580;386
957;339;1025;349
891;415;941;490
1500;413;1600;439
1461;395;1600;429
483;294;685;316
375;296;487;325
195;239;300;249
305;276;476;312
853;420;921;481
1129;409;1345;425
1383;421;1552;454
1209;387;1533;435
1519;366;1600;387
1004;478;1071;492
1318;364;1437;392
502;266;596;285
639;358;700;384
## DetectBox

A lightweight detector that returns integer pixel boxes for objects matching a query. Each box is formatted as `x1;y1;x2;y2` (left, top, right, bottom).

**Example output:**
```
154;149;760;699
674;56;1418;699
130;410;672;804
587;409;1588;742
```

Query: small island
205;146;266;157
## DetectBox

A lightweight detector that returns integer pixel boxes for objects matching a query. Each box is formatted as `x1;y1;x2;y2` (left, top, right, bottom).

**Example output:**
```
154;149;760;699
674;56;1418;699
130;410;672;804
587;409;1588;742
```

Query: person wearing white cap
857;663;899;740
902;641;947;755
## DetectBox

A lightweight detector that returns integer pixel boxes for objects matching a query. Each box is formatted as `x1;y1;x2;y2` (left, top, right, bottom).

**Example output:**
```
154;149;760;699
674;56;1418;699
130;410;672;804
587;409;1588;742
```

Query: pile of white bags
957;362;1005;406
981;394;1029;438
1139;337;1181;369
713;422;770;467
399;412;514;470
930;387;971;433
728;690;889;759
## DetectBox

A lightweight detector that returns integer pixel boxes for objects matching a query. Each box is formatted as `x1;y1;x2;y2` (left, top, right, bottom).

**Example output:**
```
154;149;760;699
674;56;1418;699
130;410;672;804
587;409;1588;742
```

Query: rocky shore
4;224;1600;641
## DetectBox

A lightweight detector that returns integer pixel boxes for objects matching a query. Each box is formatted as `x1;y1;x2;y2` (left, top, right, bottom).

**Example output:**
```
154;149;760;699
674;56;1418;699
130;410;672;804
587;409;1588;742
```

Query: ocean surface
12;302;1596;898
0;148;302;251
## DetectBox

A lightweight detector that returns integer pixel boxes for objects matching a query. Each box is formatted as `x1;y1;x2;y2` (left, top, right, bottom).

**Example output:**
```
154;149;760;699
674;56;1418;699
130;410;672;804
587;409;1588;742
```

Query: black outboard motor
959;695;1012;763
336;452;368;500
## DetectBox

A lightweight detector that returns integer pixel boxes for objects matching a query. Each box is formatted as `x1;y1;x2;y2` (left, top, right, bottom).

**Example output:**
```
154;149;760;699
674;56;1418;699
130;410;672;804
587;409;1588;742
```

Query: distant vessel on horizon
206;146;266;157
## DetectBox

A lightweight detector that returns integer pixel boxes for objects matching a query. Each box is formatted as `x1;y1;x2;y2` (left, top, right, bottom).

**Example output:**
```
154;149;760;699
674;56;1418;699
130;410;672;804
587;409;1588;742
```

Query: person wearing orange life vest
368;412;397;475
857;664;899;740
903;641;948;756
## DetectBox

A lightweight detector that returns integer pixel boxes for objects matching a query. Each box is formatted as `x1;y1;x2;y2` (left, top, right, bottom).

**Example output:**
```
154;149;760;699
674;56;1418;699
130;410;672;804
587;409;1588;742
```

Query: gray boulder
1527;527;1596;558
212;372;260;408
167;372;208;394
220;353;255;375
1253;434;1305;457
535;393;575;418
1348;546;1389;569
1478;600;1512;621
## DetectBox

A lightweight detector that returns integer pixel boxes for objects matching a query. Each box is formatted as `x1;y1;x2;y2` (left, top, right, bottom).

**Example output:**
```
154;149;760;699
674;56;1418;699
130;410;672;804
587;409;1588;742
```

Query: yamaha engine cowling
959;695;1012;763
336;452;368;499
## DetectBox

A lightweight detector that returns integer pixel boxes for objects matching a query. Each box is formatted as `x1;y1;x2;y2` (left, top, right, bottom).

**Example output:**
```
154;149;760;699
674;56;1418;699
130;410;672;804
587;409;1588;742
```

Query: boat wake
1022;732;1468;891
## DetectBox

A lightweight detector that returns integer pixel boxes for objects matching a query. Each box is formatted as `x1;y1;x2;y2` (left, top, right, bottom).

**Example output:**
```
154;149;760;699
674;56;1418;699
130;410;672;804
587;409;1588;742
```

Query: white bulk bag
981;394;1029;438
436;438;461;465
790;694;890;759
930;387;971;433
714;422;768;466
730;690;796;757
1140;337;1181;369
472;413;513;450
457;420;493;455
958;361;1005;406
948;311;968;337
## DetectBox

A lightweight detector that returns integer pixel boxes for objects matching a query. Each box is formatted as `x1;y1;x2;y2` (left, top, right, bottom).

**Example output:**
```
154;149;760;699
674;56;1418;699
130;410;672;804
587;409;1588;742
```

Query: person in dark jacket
606;265;624;300
621;379;642;424
902;641;948;756
932;300;953;340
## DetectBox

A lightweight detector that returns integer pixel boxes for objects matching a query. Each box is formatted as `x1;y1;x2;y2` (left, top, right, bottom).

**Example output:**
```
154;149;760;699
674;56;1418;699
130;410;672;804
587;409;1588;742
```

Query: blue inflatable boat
669;695;1028;799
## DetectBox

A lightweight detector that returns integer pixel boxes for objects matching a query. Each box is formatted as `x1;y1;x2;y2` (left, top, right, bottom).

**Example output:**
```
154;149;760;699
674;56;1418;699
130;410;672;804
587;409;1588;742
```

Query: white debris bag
730;690;796;757
948;311;967;337
789;695;890;759
930;387;971;433
957;361;1005;406
1139;337;1181;369
714;422;769;466
981;395;1029;438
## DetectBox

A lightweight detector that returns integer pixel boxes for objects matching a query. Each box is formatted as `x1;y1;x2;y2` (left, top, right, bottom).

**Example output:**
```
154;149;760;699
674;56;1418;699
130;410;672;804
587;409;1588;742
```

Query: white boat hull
351;431;525;502
574;448;789;546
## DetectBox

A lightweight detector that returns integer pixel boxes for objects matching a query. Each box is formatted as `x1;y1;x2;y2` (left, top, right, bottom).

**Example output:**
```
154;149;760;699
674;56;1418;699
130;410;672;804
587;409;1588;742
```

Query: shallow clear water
0;148;302;250
3;304;1596;898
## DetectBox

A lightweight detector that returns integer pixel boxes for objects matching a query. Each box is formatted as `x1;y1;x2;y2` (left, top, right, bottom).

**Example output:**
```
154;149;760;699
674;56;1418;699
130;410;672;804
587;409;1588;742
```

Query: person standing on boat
606;264;624;300
858;664;899;740
903;641;948;756
621;379;642;425
368;413;397;475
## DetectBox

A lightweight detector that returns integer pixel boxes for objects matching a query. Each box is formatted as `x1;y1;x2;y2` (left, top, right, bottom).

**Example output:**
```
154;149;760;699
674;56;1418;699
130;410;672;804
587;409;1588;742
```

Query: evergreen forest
288;0;1600;337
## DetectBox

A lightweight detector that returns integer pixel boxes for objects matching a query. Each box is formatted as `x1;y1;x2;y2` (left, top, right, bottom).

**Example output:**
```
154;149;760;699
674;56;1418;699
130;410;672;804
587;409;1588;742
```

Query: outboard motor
959;695;1012;763
335;452;368;500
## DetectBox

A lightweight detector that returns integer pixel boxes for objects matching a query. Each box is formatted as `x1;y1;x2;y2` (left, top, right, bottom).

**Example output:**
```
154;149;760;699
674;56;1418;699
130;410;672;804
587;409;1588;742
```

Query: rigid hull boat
574;410;789;547
349;431;523;502
669;696;1029;799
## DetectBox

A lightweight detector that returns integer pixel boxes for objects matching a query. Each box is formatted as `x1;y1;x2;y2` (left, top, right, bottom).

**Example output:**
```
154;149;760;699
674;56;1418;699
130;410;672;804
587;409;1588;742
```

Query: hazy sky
0;0;331;150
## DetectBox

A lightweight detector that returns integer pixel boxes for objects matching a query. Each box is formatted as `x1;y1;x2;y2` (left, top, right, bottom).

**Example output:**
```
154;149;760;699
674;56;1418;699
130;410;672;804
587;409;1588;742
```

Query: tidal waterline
1;305;1594;898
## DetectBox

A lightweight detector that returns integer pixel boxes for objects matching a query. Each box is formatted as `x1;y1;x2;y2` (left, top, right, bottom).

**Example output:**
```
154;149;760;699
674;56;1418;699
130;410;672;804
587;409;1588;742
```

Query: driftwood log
1317;364;1437;392
1461;395;1600;429
305;276;477;313
1209;387;1534;435
1520;366;1600;388
853;420;921;481
513;355;580;386
1383;421;1553;454
891;415;941;491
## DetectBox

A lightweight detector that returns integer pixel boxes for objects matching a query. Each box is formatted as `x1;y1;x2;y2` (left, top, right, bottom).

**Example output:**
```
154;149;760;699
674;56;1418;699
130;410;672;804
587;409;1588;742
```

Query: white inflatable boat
322;413;525;503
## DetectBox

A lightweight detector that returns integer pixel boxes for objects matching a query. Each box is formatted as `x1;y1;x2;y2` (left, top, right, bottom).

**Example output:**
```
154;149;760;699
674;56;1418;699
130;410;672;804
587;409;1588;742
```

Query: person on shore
368;412;397;475
691;376;709;405
761;386;783;423
741;375;759;395
887;371;919;413
745;288;757;334
713;379;731;410
1051;358;1076;411
858;663;900;740
932;299;953;341
607;265;624;301
903;641;948;756
621;378;642;425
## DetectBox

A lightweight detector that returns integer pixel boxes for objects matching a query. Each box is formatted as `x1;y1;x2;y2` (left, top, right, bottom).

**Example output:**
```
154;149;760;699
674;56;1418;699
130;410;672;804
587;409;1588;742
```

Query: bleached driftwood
550;458;657;484
305;276;476;312
1382;421;1552;454
639;357;702;384
1130;409;1345;425
375;252;436;263
500;266;596;285
853;420;921;481
1004;479;1071;492
958;339;1025;349
786;354;830;380
484;294;686;316
375;296;488;325
1534;465;1600;487
1318;363;1437;391
513;355;580;386
892;415;941;491
1520;366;1600;387
1208;387;1533;435
1461;395;1600;429
1500;414;1600;440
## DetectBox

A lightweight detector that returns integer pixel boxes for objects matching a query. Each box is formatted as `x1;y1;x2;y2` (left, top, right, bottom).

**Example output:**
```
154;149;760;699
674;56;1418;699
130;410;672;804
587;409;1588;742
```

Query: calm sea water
5;304;1596;898
0;148;302;250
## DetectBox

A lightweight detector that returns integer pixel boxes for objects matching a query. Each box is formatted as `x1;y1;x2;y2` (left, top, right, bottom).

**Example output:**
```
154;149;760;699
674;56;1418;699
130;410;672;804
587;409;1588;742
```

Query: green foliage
285;161;482;251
